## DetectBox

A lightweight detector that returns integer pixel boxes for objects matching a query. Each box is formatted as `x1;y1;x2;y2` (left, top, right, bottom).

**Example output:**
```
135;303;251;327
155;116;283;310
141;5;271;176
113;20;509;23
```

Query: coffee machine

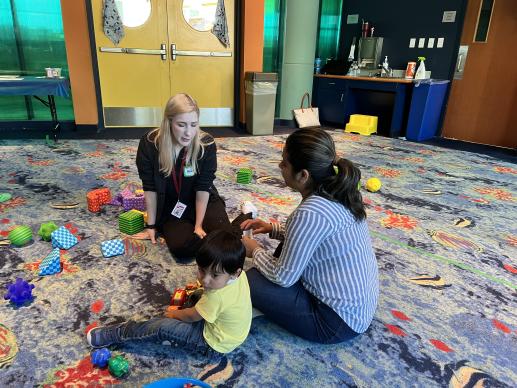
358;37;383;70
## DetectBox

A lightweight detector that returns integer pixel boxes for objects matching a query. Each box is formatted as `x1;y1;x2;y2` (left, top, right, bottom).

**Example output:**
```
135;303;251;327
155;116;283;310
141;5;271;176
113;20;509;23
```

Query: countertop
315;74;414;84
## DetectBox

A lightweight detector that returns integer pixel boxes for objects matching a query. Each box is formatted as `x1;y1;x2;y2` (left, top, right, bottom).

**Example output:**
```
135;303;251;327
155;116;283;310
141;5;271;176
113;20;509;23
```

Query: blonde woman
136;93;233;261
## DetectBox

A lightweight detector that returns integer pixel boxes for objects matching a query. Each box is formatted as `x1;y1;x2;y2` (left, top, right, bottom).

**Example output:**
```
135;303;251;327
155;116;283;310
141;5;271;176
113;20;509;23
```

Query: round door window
182;0;217;32
115;0;152;28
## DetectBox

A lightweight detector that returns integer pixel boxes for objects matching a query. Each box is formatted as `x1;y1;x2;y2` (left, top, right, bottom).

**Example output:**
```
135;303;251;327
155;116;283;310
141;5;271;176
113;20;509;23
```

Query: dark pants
161;197;248;260
247;242;358;344
117;318;220;359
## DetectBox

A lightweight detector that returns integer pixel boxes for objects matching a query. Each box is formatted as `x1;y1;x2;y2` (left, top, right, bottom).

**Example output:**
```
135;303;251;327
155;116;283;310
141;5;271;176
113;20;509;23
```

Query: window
474;0;494;42
115;0;152;28
182;0;217;32
0;0;73;121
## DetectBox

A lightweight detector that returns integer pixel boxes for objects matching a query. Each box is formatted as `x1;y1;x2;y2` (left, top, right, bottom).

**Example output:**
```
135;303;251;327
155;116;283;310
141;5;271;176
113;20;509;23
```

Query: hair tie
332;158;341;175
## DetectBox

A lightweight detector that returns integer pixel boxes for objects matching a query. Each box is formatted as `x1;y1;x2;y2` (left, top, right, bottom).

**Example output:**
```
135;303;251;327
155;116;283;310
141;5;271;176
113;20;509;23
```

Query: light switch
428;38;435;48
418;38;425;48
437;37;444;48
409;38;416;48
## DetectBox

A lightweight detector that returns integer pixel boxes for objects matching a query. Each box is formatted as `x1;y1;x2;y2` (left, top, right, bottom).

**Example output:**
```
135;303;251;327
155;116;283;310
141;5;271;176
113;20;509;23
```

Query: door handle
454;45;469;80
171;43;232;61
100;44;167;60
457;54;463;72
340;93;344;102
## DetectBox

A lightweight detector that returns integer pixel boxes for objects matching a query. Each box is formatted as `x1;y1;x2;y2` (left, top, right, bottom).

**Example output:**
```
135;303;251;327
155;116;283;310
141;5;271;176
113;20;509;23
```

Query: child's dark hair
196;230;246;275
285;128;366;221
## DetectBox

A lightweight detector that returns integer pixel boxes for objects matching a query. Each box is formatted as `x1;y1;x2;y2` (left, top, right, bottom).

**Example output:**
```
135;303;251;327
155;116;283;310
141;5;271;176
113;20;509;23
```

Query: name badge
184;165;195;177
171;201;187;218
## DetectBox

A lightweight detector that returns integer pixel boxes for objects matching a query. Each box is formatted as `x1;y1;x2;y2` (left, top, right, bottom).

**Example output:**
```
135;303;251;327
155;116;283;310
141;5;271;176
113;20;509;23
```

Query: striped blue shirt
252;195;379;333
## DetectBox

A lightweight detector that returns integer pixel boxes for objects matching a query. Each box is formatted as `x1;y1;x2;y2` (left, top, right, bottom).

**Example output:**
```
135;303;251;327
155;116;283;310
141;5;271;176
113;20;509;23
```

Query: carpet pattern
0;131;516;387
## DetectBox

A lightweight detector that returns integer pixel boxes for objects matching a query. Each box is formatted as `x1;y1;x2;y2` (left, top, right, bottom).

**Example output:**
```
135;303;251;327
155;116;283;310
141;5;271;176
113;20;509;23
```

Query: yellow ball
365;177;382;192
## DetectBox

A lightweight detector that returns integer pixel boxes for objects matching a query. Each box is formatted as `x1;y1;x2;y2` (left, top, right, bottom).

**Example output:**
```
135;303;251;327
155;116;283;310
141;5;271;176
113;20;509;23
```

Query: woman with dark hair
241;128;378;344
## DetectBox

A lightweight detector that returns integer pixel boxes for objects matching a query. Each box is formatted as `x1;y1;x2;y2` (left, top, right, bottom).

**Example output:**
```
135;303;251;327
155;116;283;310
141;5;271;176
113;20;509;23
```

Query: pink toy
109;186;145;211
122;191;145;211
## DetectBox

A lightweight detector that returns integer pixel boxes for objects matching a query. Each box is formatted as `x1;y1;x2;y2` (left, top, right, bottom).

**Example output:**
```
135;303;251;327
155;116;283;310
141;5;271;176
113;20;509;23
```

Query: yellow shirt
195;271;252;353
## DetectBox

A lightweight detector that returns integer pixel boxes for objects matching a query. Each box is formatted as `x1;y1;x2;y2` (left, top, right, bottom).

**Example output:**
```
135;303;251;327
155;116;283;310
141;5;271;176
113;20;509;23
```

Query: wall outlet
428;38;435;48
437;37;444;48
418;38;425;48
409;38;416;48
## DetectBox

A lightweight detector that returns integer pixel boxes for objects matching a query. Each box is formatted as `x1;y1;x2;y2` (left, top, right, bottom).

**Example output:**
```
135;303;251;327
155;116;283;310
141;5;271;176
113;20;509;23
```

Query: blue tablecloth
0;76;70;98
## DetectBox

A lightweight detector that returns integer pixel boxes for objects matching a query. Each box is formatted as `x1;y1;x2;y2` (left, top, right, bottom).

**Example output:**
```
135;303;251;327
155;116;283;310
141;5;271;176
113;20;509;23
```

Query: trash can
245;72;278;135
406;79;450;141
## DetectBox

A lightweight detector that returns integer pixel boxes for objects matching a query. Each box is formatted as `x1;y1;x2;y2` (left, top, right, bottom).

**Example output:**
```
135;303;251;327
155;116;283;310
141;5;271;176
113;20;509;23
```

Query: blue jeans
117;318;221;359
247;268;358;344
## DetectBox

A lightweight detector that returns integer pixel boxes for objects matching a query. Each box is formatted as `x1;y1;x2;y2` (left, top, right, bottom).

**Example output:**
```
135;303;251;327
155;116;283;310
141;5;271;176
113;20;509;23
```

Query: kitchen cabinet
312;77;347;125
313;74;413;138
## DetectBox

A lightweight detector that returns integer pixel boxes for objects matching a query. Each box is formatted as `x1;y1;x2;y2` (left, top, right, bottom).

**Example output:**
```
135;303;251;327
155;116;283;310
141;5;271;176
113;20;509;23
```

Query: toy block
39;248;61;276
87;188;112;212
101;239;125;258
122;193;145;211
51;226;78;250
236;168;253;184
345;114;378;136
119;210;145;235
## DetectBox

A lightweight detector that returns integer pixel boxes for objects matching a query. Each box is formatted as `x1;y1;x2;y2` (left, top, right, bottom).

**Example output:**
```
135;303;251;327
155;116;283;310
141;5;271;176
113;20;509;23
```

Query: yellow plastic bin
345;114;378;136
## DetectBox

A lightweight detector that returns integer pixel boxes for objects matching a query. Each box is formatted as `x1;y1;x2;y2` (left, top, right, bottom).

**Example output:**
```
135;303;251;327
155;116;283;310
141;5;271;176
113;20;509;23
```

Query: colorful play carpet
0;131;516;387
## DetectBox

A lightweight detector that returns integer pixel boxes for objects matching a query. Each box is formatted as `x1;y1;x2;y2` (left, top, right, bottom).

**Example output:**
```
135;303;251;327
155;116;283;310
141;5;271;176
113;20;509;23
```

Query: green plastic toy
38;222;59;242
108;355;129;378
236;168;253;184
0;193;12;203
8;226;33;247
119;210;144;235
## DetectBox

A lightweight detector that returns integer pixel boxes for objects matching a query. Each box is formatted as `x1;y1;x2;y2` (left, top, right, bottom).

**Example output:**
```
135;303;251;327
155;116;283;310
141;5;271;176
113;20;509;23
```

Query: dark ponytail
285;128;366;221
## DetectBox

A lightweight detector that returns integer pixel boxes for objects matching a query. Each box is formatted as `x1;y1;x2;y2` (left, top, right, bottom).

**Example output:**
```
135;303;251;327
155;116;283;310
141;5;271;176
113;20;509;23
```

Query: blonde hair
148;93;213;177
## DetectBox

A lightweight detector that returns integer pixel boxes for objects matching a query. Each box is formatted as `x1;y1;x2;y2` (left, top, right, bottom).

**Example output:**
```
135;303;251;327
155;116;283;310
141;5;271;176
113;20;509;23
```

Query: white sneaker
241;201;258;218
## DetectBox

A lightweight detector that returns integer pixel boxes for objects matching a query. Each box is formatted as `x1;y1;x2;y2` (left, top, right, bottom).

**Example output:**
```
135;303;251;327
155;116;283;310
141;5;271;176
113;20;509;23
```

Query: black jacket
136;131;220;227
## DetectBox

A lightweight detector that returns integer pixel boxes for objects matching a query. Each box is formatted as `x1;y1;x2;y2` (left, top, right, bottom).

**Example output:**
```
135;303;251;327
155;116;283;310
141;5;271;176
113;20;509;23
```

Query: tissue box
101;239;125;258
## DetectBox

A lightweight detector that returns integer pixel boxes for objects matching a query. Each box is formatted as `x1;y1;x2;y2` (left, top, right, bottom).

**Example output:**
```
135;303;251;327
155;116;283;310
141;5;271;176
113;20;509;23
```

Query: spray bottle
414;56;426;79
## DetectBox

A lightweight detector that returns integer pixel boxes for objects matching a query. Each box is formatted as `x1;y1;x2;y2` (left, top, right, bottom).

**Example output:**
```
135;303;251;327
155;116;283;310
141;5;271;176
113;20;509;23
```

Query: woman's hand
132;228;157;244
242;236;261;257
194;225;207;239
240;218;273;235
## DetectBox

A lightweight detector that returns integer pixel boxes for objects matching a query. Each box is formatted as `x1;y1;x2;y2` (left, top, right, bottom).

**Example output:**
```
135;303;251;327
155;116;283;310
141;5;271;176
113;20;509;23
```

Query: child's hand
164;306;179;318
242;236;260;257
